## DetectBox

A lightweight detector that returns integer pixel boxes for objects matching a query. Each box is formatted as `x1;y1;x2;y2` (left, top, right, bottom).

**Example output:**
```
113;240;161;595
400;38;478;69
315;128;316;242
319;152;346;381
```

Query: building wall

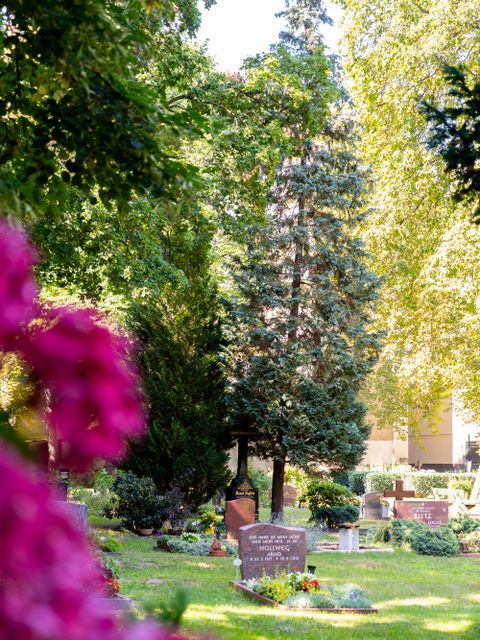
408;400;453;467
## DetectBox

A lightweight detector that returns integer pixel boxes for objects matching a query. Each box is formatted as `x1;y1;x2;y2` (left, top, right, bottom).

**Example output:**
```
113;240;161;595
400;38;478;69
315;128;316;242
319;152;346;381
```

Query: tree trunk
271;455;285;522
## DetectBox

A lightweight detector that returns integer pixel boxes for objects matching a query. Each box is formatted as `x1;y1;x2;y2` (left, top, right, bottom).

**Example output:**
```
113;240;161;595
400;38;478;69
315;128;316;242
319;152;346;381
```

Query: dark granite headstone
226;498;255;541
54;501;89;533
394;500;448;529
362;492;383;520
238;523;306;579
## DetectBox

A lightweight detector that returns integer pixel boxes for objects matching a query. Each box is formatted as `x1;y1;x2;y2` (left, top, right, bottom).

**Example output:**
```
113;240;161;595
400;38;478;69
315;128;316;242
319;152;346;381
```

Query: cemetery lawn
117;534;480;639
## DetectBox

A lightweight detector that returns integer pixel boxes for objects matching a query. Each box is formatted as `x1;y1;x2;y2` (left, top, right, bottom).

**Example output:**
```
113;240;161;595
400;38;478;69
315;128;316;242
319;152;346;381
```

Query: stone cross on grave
384;480;415;501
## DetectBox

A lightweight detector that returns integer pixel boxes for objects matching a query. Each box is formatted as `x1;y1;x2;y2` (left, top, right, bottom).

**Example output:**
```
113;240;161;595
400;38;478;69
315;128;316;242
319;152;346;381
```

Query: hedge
361;470;475;498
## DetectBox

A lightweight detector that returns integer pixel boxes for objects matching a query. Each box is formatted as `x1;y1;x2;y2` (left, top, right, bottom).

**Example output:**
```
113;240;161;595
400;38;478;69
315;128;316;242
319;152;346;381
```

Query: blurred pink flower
0;220;38;348
0;444;119;640
22;308;146;469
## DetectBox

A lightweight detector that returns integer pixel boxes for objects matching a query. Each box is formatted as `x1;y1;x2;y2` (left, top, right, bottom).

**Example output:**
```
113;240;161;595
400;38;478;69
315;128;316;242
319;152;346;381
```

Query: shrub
390;519;428;547
157;487;192;532
249;467;271;507
284;466;310;496
331;471;351;489
180;532;200;543
112;471;163;531
301;479;359;512
349;471;367;495
254;571;293;603
98;536;122;553
459;530;480;553
448;474;475;496
312;505;360;528
409;472;448;497
365;471;404;494
411;526;460;556
448;517;480;536
333;584;372;609
193;504;223;534
156;534;236;556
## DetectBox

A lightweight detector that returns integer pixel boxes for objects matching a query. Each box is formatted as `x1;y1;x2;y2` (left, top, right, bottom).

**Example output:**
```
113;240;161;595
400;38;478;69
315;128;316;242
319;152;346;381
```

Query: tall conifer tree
227;0;382;518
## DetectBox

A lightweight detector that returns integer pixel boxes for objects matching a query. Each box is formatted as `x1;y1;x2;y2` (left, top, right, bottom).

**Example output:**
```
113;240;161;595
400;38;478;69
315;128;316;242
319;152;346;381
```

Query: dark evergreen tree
423;64;480;220
227;0;382;519
123;212;231;508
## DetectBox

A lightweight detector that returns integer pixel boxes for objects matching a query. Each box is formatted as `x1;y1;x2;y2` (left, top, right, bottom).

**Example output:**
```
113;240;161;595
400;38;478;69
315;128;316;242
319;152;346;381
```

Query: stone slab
394;500;448;529
225;498;255;541
54;501;88;533
361;492;383;520
238;522;306;579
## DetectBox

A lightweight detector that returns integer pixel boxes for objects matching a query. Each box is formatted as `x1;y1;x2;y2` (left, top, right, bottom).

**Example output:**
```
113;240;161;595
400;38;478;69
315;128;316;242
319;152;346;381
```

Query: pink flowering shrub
0;220;38;349
0;222;196;640
23;308;145;469
0;445;118;640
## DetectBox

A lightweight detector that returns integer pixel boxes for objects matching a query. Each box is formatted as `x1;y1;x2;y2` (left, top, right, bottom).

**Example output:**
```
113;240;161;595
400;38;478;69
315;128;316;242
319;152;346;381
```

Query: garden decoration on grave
208;539;228;557
233;571;377;613
156;534;236;556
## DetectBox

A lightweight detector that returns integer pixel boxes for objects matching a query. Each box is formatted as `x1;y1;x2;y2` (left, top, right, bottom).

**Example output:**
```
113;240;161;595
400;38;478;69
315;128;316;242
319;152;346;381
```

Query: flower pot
138;528;154;536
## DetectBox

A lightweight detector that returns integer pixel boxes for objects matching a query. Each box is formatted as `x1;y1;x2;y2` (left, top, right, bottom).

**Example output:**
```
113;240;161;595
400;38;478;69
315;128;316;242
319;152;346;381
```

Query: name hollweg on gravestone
238;522;306;580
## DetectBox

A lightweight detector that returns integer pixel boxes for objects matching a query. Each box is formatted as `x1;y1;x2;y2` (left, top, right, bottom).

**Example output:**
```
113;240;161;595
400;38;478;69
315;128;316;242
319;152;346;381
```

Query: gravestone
54;501;89;534
394;500;448;529
226;498;255;541
361;492;383;520
238;522;306;579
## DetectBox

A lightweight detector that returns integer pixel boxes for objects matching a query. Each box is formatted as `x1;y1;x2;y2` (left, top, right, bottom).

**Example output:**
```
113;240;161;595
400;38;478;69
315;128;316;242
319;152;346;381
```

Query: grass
112;532;480;639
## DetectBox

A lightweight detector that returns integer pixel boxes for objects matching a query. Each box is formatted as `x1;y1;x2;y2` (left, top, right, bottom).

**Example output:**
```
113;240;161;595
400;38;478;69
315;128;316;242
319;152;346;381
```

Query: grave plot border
230;581;378;614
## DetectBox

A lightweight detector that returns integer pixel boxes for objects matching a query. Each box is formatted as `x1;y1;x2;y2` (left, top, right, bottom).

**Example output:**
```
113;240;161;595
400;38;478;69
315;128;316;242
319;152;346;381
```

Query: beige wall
408;400;453;466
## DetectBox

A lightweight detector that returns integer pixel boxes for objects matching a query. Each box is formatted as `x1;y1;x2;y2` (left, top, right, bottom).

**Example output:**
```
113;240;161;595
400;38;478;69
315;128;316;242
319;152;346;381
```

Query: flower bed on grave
232;571;377;614
155;533;237;556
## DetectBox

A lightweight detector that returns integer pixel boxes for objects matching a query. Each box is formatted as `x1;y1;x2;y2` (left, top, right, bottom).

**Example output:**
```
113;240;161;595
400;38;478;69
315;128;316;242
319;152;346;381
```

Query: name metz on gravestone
238;523;306;580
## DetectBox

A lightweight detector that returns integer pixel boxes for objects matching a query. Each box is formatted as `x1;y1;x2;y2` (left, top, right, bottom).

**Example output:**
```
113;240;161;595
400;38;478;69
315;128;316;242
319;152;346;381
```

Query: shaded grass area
114;533;480;639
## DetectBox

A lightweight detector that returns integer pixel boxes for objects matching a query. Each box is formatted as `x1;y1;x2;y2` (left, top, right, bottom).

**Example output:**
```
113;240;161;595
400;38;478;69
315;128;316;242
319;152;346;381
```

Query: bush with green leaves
156;534;236;556
409;472;449;497
70;468;118;518
448;475;475;496
312;505;360;528
112;471;164;531
411;526;460;557
349;471;367;495
249;467;271;508
390;519;429;547
98;536;122;553
363;469;475;498
365;471;406;494
301;480;359;511
180;532;200;543
301;479;359;527
459;529;480;553
448;517;480;536
252;571;293;603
